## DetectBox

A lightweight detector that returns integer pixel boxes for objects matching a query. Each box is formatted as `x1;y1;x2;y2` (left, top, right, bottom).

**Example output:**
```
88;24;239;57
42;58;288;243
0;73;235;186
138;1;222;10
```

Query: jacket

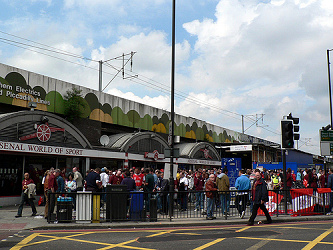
252;177;269;204
216;173;230;192
24;183;36;199
205;179;217;198
235;174;251;191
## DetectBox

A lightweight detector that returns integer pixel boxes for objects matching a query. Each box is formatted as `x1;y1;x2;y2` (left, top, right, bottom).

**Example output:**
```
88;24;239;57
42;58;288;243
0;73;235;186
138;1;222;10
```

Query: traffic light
281;120;294;148
287;113;300;141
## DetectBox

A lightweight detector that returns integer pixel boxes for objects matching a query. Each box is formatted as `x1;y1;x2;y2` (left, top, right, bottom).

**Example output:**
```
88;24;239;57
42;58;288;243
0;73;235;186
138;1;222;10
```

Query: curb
29;215;333;231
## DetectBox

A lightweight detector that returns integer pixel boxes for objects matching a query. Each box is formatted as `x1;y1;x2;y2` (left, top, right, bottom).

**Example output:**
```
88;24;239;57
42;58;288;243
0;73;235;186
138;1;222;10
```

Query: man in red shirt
109;170;123;185
46;169;60;219
15;173;37;218
133;168;145;190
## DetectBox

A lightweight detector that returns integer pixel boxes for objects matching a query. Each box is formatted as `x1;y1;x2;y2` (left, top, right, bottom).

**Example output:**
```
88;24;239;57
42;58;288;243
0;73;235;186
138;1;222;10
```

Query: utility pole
98;52;137;92
99;61;103;91
169;0;176;220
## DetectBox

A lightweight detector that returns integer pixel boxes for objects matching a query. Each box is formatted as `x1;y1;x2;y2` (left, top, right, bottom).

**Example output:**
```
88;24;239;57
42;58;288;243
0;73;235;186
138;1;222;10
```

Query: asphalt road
2;221;333;250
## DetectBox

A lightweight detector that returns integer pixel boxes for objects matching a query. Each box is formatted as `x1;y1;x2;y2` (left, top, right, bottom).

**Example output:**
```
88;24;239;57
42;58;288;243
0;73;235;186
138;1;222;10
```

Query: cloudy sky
0;0;332;156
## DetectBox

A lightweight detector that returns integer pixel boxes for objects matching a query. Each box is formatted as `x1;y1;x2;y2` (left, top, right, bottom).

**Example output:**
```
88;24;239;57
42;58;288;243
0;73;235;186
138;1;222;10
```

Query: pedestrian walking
235;169;251;219
247;170;272;225
15;173;37;218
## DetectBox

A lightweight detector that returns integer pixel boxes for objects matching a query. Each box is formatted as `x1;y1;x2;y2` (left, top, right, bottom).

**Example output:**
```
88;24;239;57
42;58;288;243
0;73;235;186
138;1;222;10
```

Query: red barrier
291;188;331;216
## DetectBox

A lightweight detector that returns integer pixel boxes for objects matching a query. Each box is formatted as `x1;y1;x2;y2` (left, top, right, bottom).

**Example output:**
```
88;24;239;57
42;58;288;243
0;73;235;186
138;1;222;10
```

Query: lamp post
327;49;333;129
168;0;176;220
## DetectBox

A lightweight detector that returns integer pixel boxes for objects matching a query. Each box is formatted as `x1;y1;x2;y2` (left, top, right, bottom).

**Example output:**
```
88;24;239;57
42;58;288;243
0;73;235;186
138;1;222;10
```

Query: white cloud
2;0;333;155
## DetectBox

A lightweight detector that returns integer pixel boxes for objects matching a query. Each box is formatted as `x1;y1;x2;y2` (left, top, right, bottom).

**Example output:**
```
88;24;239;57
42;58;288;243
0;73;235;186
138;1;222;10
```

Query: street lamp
168;0;176;220
327;49;333;128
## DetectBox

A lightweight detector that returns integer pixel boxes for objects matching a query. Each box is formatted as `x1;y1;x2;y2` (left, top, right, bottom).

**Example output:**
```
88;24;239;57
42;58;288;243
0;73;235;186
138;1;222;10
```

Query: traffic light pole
169;0;176;221
327;49;333;129
282;149;288;215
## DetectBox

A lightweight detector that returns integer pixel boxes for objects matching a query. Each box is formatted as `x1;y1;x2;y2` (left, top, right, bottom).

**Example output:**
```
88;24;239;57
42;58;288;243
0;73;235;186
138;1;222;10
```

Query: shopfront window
0;154;24;196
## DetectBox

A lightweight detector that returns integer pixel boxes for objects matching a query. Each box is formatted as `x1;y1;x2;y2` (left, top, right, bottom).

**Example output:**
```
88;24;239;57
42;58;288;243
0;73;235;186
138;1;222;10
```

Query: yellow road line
10;233;39;250
35;234;154;250
173;232;201;235
146;230;174;238
302;226;333;250
269;226;328;231
193;238;225;250
236;226;251;233
96;239;156;250
236;236;310;243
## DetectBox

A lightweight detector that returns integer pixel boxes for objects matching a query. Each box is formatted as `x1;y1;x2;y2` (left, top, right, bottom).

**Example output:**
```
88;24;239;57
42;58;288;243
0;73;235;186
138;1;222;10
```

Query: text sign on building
320;129;333;156
230;145;252;152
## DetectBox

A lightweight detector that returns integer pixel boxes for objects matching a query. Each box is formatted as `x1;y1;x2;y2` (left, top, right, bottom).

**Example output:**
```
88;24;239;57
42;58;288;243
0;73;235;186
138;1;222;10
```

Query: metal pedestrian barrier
46;188;331;223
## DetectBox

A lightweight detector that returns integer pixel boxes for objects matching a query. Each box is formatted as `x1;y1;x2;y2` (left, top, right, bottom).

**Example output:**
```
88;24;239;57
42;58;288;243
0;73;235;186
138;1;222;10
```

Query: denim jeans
206;197;215;217
196;192;204;210
17;192;37;216
220;193;230;214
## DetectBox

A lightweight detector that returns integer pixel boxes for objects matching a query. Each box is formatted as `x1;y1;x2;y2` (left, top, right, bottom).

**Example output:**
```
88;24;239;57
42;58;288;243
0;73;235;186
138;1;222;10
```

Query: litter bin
129;191;144;221
149;198;157;222
76;191;92;223
57;197;73;222
106;185;127;221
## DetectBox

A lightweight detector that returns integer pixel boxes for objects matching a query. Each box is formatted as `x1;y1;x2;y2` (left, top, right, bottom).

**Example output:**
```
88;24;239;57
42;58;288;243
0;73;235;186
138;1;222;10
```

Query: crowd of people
14;165;333;224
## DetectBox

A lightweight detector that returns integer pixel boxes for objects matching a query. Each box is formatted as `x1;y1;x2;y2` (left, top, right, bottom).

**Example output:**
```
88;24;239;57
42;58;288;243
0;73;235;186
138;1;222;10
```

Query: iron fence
46;187;331;223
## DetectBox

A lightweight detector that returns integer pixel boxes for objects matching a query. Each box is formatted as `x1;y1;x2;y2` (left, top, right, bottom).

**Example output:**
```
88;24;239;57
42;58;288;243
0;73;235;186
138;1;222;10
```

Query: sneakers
240;211;245;219
15;215;22;218
206;216;214;220
326;212;331;216
194;209;198;212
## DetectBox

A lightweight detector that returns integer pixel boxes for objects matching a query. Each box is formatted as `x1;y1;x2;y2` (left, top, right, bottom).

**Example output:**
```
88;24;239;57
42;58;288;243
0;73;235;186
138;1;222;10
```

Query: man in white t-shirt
100;168;109;204
179;172;189;211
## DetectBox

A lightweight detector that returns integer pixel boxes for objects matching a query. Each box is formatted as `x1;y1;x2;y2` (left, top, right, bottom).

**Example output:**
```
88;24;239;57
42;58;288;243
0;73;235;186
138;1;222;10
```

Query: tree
64;87;87;123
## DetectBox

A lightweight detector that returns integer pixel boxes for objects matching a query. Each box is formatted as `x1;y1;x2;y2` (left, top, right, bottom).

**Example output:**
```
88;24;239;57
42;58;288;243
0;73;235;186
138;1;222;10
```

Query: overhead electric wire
0;31;244;121
0;31;280;135
0;37;98;62
0;30;98;62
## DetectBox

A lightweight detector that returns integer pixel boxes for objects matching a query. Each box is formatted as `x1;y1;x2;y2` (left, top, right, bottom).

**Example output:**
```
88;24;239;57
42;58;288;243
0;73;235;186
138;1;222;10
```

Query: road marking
236;236;310;244
302;225;333;250
146;230;174;238
17;233;155;250
193;238;225;250
174;232;201;235
10;233;39;250
269;226;328;231
16;232;95;248
236;226;251;232
96;239;146;250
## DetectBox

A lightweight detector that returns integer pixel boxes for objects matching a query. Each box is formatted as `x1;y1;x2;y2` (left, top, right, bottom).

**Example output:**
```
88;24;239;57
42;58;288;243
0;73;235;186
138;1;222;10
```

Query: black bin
56;197;73;223
149;198;157;222
106;185;127;221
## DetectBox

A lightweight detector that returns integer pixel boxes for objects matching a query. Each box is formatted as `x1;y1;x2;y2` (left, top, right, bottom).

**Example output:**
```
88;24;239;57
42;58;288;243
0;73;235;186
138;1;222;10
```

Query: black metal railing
46;187;331;223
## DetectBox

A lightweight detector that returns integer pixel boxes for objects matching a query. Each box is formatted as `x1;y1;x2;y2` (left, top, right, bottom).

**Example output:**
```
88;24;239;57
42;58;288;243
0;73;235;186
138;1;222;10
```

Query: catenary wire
0;32;280;135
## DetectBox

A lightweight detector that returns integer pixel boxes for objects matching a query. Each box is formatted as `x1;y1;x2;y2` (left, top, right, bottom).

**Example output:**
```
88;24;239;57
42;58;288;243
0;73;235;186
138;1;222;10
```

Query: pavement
1;204;333;231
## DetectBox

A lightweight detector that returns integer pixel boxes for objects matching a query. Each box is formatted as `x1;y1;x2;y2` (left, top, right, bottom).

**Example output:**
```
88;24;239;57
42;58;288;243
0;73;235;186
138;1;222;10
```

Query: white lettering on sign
230;145;252;152
0;141;83;156
3;90;50;105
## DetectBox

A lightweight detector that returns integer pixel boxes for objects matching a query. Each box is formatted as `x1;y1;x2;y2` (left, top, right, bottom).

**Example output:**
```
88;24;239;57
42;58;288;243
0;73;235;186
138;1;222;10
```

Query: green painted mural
0;71;239;144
